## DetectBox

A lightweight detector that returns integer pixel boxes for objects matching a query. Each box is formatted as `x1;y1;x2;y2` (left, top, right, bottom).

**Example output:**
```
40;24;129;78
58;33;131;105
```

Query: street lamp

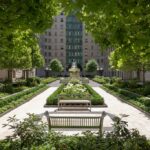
45;67;49;77
100;67;103;76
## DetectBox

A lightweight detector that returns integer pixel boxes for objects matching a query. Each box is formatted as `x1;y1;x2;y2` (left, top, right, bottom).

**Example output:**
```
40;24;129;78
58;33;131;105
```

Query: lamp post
45;67;49;77
100;67;103;76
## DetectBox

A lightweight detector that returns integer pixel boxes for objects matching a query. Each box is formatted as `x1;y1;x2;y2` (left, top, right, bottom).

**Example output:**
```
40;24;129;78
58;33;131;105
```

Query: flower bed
46;82;104;105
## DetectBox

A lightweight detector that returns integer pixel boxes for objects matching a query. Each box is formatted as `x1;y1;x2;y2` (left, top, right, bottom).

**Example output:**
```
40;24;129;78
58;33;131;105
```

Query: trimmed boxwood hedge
46;84;104;105
46;84;65;105
41;77;57;84
0;84;48;115
102;84;150;113
83;84;104;105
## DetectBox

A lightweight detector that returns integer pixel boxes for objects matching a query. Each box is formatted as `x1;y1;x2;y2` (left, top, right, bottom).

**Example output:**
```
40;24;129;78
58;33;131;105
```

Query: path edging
0;86;49;118
100;86;150;118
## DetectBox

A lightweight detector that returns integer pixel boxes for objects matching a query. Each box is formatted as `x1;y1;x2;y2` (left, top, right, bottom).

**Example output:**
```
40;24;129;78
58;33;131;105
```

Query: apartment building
37;13;150;81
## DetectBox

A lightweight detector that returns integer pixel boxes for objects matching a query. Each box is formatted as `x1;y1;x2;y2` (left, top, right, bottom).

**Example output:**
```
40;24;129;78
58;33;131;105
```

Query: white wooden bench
58;100;91;111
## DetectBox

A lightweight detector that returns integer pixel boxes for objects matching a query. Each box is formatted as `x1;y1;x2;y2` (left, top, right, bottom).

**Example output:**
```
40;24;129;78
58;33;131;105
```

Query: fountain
69;61;80;79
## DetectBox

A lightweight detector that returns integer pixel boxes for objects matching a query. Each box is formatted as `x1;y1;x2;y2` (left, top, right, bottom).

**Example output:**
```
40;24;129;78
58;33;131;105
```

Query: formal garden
0;0;150;149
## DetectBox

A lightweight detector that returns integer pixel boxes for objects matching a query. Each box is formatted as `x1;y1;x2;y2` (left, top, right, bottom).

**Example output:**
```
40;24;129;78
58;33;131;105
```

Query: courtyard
0;0;150;149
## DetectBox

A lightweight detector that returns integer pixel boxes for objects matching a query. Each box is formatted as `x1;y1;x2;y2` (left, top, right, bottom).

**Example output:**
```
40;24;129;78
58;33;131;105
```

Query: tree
59;0;150;75
0;0;58;34
85;59;98;72
0;29;44;81
109;48;150;82
49;59;64;73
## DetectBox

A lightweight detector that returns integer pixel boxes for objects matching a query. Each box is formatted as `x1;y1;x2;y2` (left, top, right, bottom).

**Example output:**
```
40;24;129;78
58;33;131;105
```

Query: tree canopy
49;59;64;72
0;30;44;70
85;59;98;72
0;0;150;74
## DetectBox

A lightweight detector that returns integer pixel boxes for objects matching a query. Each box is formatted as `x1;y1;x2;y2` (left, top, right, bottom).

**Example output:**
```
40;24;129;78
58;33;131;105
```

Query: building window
45;59;47;63
44;52;47;56
55;52;57;56
45;45;47;49
49;32;51;36
55;45;57;50
48;46;51;50
61;47;64;50
54;18;57;22
60;24;63;29
61;52;63;56
55;32;57;36
45;38;47;42
91;45;93;50
60;38;63;43
60;12;64;15
49;52;51;56
48;39;51;42
55;39;57;43
60;18;63;22
85;39;88;43
60;31;64;36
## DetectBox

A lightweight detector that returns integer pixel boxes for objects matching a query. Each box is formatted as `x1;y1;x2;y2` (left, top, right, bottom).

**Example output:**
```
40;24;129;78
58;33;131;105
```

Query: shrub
0;84;47;114
69;79;80;84
1;116;150;150
85;59;98;72
84;84;104;105
118;89;139;99
127;79;139;88
46;84;65;105
2;114;48;149
143;84;150;96
3;84;14;93
105;84;118;92
49;58;64;72
93;77;106;84
26;77;41;87
41;77;57;84
139;97;150;107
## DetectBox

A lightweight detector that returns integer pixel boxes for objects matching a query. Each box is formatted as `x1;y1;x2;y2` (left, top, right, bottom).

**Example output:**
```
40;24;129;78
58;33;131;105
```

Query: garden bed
93;76;150;114
0;84;49;116
46;81;105;106
101;85;150;115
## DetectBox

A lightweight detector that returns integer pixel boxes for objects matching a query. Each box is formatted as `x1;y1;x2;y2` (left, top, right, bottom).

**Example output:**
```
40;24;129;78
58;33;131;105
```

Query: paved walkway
0;80;150;139
0;81;60;139
89;80;150;139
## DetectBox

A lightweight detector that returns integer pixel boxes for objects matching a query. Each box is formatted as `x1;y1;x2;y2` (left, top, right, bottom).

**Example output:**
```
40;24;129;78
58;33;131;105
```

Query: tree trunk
136;69;140;81
142;66;145;84
8;69;13;83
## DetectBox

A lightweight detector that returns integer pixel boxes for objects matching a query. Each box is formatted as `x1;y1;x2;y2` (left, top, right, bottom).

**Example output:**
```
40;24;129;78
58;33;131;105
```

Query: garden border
0;85;49;117
101;86;150;117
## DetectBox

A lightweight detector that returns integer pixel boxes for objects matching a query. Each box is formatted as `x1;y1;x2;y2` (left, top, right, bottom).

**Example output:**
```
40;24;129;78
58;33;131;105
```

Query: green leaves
85;59;98;72
49;59;64;72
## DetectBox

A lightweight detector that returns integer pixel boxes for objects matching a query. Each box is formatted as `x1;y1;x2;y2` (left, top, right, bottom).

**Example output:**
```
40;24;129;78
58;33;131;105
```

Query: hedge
46;84;104;105
83;84;104;105
102;84;150;113
41;77;57;84
0;84;48;115
46;84;65;105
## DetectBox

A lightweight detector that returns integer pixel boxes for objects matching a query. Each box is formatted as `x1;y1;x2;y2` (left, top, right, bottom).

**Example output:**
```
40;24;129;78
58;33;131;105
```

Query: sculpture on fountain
69;60;80;79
